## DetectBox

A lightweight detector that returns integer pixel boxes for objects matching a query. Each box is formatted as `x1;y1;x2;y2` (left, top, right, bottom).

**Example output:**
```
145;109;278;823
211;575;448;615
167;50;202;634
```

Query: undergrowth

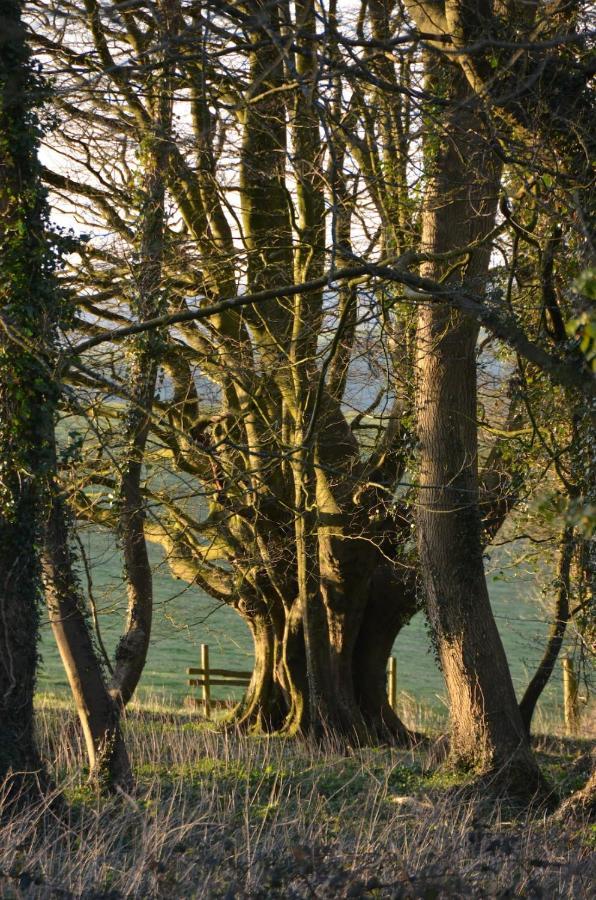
0;701;593;898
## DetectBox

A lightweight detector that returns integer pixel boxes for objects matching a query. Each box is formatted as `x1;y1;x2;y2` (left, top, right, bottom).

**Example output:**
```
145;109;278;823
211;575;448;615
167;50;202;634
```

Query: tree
30;0;428;742
41;486;132;788
28;0;592;772
405;0;593;782
0;0;52;795
414;52;543;785
0;0;131;794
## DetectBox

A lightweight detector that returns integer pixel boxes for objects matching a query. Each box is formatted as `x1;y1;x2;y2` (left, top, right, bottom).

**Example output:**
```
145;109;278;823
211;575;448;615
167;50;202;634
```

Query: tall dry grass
0;700;593;898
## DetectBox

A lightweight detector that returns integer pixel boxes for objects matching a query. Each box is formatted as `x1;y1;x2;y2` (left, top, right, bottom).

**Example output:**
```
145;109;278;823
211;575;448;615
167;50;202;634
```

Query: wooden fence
189;650;583;730
187;644;252;718
188;644;399;719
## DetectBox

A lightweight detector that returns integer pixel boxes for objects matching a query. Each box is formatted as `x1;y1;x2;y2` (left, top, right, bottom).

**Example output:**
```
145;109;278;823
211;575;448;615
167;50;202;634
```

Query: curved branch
62;258;595;399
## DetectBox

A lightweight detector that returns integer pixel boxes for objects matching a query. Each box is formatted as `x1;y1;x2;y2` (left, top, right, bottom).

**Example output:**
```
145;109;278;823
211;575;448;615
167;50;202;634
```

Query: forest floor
0;699;594;899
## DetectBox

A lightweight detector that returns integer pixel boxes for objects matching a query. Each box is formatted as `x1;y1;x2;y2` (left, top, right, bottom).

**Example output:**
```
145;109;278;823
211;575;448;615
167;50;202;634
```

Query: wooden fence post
387;656;397;712
562;655;579;736
201;643;211;719
187;654;251;712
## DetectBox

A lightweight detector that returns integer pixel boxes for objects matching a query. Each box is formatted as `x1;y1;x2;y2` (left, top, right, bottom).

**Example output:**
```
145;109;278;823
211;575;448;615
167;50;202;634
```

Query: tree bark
416;59;543;791
280;601;310;734
317;521;374;740
354;563;420;743
111;347;159;706
0;507;43;786
292;446;336;737
234;614;287;733
42;489;132;789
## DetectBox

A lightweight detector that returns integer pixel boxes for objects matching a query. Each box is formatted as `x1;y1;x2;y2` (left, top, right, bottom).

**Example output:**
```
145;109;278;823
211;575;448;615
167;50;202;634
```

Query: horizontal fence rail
187;644;251;718
187;645;400;719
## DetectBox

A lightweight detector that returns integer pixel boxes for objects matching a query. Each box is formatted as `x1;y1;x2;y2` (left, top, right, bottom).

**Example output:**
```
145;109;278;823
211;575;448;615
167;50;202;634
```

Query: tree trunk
280;601;309;734
0;0;53;797
0;495;44;793
318;531;373;742
220;551;424;744
42;489;132;789
110;20;172;706
292;448;336;736
519;525;574;734
416;60;543;791
234;615;287;733
354;564;420;744
112;354;158;706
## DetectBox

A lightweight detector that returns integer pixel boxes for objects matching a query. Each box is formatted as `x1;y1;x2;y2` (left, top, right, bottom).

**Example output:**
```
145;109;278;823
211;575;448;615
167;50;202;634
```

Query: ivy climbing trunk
0;0;56;795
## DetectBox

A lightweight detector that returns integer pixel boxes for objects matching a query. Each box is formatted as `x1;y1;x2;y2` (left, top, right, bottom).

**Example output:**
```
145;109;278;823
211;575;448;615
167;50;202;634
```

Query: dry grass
0;700;593;899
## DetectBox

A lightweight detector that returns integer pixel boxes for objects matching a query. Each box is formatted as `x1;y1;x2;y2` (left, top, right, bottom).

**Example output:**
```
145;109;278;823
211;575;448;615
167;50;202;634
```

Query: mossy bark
0;0;54;796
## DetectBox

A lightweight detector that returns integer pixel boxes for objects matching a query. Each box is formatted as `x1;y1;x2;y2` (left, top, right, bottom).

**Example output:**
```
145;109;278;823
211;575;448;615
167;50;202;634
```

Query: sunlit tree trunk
233;599;287;733
42;488;132;789
280;601;310;734
415;59;543;790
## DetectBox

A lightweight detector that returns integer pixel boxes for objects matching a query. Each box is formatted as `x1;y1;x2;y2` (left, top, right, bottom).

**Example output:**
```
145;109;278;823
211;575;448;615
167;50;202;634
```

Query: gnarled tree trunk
234;609;287;733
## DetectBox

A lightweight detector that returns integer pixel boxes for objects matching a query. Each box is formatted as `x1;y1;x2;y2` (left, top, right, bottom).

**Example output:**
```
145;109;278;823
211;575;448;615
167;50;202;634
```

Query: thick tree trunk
0;495;44;790
417;308;533;776
319;532;374;741
292;454;376;742
42;490;132;789
416;62;543;791
354;564;420;743
225;553;424;744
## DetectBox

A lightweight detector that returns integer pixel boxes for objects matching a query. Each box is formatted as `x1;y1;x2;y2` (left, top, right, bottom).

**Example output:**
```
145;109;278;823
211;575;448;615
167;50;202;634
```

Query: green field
37;526;570;726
